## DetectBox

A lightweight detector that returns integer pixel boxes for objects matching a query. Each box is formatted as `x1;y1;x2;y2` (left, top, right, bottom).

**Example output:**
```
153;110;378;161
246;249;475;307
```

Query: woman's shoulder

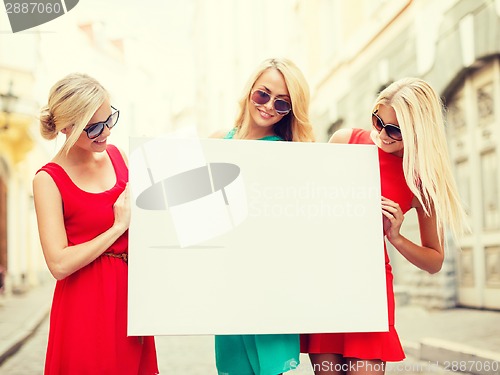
329;128;372;145
35;158;64;179
33;164;62;196
34;166;55;184
328;128;353;144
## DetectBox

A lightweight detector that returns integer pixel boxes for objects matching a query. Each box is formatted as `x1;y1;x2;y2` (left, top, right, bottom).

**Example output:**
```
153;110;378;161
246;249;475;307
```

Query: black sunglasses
83;106;120;139
372;110;402;141
250;89;291;115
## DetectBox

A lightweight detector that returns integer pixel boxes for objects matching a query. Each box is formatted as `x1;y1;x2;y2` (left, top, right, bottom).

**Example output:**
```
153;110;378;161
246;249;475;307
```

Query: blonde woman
33;73;158;374
301;77;467;374
214;58;314;375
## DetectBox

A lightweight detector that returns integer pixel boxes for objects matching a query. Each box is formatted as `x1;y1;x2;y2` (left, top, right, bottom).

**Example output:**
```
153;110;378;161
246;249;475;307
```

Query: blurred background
0;0;499;372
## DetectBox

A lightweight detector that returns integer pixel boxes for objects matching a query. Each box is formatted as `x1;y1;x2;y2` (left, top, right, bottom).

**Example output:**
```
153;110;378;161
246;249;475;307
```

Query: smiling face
370;104;404;157
248;68;290;138
72;99;113;153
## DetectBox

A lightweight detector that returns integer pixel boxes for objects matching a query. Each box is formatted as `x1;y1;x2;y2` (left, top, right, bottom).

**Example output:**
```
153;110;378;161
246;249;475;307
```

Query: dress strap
106;144;128;184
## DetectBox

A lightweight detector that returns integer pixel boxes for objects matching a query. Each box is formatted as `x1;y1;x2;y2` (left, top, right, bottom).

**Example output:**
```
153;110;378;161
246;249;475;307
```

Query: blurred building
2;0;498;313
190;0;311;137
300;0;500;310
0;27;46;294
191;0;499;310
0;11;158;295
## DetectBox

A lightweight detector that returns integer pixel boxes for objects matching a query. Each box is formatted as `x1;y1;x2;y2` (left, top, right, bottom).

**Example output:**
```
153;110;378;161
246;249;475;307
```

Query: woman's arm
33;171;130;280
382;197;444;274
330;128;443;272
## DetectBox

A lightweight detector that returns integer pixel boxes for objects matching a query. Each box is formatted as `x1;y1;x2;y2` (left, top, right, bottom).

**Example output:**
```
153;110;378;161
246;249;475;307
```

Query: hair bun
40;107;57;140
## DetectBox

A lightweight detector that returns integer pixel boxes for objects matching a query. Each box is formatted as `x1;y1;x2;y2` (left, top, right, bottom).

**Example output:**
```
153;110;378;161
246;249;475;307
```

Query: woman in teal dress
213;58;315;375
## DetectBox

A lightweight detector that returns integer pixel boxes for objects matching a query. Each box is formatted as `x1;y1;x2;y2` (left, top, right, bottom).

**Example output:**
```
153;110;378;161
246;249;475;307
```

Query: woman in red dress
33;73;158;374
301;77;467;374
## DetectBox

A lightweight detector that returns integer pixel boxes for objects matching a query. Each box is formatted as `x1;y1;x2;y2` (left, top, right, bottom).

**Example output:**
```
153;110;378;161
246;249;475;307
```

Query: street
0;315;470;375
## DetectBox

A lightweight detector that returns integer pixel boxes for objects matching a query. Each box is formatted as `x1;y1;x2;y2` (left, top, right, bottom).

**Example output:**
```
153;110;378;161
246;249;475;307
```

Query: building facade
2;0;498;311
0;14;138;295
0;30;48;294
186;0;499;310
303;0;500;309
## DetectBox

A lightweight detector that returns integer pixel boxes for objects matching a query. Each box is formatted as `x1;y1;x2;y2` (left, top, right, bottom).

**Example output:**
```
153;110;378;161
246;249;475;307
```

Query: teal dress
214;128;300;375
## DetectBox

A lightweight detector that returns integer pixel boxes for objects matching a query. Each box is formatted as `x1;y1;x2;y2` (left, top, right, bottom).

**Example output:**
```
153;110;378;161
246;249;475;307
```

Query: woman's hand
381;196;444;274
34;174;132;280
382;196;404;242
113;184;130;233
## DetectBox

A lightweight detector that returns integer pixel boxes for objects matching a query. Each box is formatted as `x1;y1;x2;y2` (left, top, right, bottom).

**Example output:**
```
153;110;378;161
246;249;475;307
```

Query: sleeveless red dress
38;145;158;375
300;129;414;361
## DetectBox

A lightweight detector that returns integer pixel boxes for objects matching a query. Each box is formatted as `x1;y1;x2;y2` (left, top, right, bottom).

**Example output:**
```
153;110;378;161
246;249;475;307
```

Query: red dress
300;129;414;361
38;145;158;375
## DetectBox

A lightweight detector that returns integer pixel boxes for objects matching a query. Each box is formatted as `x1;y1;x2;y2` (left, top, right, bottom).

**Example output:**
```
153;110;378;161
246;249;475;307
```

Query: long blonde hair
374;77;467;239
234;58;315;142
40;73;108;155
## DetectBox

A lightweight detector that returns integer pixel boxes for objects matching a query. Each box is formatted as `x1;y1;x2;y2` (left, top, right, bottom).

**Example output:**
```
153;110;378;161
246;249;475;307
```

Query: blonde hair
374;77;467;240
40;73;109;155
233;58;315;142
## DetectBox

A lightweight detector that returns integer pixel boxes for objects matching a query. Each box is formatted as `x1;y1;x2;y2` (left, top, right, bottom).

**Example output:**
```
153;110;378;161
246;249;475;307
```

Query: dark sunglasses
83;106;120;139
372;110;402;141
250;89;291;115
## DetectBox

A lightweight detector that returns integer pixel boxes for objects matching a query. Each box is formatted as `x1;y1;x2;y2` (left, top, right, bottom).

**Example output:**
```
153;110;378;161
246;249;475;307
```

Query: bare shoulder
33;170;60;199
328;128;353;144
33;169;55;188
